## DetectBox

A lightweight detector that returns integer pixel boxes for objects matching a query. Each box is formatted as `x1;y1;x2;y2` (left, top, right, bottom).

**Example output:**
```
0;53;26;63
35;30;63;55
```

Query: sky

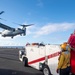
0;0;75;46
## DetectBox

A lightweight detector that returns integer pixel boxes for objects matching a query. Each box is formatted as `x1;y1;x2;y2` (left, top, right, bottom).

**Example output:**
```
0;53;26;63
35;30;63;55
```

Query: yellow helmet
60;42;68;50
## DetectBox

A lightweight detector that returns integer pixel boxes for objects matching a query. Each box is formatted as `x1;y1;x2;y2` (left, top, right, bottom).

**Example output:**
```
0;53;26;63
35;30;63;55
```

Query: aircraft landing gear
11;36;13;38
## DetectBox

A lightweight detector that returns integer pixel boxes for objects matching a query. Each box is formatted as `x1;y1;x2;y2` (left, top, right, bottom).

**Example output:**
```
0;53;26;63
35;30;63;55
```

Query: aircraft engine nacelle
23;28;26;36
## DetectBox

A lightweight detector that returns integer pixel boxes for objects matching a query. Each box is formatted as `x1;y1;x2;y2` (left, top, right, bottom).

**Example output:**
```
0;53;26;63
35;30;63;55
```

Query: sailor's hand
56;69;60;73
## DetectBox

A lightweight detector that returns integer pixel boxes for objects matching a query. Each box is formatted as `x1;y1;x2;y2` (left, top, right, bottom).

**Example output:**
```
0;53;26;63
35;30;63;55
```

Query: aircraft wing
0;22;15;30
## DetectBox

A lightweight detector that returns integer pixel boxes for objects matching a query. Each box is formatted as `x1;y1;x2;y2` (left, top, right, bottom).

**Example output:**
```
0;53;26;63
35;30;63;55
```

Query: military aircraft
0;22;33;38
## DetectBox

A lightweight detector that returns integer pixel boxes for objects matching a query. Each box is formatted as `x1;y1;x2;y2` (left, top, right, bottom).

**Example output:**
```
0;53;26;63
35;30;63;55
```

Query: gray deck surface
0;48;43;75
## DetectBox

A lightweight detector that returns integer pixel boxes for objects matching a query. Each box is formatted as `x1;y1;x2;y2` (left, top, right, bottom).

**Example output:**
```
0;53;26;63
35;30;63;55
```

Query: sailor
56;42;71;75
68;30;75;75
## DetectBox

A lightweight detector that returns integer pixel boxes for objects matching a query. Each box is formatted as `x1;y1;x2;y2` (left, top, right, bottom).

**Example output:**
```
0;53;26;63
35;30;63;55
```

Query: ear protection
66;44;71;51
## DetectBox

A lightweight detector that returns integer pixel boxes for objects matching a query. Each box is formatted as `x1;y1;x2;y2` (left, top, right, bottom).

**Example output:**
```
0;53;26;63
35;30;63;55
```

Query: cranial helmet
60;42;70;51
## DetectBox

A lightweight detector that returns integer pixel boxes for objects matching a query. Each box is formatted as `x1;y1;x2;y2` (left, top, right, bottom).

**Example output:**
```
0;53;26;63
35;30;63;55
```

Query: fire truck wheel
43;65;52;75
23;57;28;67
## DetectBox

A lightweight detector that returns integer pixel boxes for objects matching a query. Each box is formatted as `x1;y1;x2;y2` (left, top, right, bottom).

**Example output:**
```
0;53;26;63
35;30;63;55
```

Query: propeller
0;11;4;15
0;11;6;21
13;22;34;27
20;24;34;27
0;18;7;21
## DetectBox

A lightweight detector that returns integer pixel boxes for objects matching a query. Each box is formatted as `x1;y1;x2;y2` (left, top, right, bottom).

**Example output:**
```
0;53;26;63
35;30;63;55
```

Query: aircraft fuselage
1;29;25;38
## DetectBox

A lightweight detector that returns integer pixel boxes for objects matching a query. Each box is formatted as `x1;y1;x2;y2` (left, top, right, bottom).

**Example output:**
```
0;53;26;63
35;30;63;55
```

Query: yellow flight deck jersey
57;51;70;69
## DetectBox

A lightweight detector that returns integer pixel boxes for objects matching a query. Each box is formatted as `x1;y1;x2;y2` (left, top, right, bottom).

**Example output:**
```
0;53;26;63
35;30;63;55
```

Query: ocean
0;46;25;49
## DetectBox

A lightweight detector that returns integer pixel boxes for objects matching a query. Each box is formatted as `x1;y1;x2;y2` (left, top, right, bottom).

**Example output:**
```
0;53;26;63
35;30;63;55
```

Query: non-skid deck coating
0;48;43;75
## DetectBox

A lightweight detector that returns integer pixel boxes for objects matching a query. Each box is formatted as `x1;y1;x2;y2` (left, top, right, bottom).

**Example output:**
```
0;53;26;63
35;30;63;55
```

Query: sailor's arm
57;53;64;69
